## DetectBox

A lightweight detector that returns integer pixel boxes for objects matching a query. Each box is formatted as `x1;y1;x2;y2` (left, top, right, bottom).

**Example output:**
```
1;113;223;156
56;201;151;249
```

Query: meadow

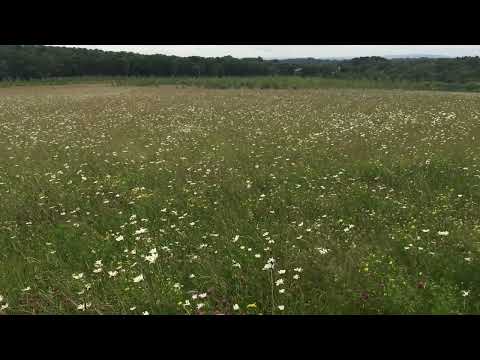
2;76;480;93
0;84;479;314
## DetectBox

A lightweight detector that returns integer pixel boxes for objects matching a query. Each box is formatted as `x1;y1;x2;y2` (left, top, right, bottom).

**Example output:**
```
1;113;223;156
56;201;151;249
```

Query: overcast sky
48;45;480;59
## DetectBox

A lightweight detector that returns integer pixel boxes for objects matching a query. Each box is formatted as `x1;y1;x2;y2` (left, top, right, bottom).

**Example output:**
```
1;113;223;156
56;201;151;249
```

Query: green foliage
2;45;480;88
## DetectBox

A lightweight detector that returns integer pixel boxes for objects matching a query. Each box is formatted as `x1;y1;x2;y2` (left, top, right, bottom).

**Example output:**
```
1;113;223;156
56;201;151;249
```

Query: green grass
2;76;480;93
108;76;480;92
0;85;479;314
0;76;116;87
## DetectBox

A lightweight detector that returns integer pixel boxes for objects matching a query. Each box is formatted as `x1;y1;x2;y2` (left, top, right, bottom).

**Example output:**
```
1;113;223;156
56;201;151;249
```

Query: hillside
1;45;480;84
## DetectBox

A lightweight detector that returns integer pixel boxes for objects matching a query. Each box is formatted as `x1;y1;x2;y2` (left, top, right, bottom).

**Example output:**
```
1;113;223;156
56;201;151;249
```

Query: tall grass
2;76;480;92
0;85;479;314
111;76;480;92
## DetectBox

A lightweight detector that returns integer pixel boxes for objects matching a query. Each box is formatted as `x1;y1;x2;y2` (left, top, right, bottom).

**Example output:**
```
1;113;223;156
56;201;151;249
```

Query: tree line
1;45;480;84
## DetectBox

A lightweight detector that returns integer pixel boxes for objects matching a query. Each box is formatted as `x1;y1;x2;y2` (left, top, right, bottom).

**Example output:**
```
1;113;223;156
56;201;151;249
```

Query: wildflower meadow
1;84;479;314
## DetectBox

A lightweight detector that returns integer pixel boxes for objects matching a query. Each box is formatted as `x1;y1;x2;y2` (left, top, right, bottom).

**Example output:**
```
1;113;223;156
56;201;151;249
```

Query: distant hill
272;55;452;64
385;54;452;59
272;58;348;64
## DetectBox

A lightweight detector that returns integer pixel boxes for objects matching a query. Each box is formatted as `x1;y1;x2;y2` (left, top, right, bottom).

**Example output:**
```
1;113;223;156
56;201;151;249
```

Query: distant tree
0;60;9;80
0;45;479;85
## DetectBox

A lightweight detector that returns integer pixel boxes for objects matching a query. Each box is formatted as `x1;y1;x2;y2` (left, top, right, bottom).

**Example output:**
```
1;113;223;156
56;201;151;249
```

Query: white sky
48;45;480;59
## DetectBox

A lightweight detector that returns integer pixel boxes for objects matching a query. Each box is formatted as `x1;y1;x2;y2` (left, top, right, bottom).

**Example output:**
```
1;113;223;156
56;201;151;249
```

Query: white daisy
72;273;84;280
133;274;144;283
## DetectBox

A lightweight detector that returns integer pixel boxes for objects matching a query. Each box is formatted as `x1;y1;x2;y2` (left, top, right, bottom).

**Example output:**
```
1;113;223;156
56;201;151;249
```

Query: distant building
294;68;303;76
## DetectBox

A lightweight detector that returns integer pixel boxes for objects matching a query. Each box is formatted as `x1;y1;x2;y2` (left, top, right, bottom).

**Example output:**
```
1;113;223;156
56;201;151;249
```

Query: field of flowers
1;85;479;314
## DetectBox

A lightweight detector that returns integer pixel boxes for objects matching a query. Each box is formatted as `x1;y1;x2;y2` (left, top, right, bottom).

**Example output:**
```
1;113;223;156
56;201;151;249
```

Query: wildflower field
1;84;479;314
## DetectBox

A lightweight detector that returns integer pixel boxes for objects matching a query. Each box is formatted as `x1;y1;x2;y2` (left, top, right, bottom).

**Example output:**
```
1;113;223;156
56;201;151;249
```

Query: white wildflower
145;248;158;264
72;273;84;280
133;274;144;283
134;228;148;235
77;302;91;311
316;247;330;255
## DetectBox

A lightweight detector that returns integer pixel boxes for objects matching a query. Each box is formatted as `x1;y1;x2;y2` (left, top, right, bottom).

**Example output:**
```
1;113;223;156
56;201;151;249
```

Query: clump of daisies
0;294;8;312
